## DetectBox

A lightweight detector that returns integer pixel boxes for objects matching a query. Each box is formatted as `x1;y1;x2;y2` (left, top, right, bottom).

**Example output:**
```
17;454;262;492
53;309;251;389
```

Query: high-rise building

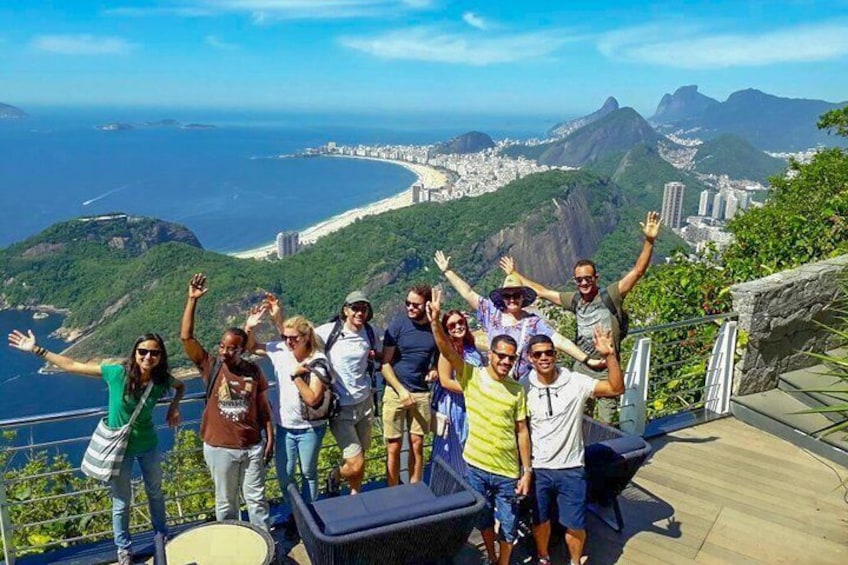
711;192;725;220
661;182;686;228
698;190;713;216
275;231;300;259
725;193;740;220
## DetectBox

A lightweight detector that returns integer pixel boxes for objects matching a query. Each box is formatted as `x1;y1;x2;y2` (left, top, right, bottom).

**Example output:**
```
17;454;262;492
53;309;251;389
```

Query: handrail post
704;320;737;416
0;472;16;565
620;337;651;436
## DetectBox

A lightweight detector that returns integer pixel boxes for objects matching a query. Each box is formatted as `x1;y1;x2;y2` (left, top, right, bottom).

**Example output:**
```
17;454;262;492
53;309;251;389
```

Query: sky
2;0;847;118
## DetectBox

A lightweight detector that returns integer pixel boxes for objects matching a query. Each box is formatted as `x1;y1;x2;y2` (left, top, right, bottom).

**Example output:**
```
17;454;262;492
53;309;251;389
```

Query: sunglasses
530;349;556;360
491;350;518;362
405;300;425;309
573;276;596;284
347;303;369;313
283;334;303;343
501;291;523;301
447;320;467;330
136;348;162;358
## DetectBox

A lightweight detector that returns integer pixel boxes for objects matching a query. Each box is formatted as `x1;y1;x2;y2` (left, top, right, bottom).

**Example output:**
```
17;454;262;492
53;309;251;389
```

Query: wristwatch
290;373;302;382
522;467;533;475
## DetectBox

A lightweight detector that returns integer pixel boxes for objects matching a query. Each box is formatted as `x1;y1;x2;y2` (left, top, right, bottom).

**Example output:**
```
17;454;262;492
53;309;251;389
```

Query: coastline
230;155;447;260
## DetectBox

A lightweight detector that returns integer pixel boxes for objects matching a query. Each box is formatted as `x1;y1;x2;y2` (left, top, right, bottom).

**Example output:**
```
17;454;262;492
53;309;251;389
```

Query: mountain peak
651;85;719;124
430;131;495;155
548;96;619;138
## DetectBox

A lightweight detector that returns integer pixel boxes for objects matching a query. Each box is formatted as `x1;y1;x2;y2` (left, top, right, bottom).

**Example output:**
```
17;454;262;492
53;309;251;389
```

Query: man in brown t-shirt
181;273;274;531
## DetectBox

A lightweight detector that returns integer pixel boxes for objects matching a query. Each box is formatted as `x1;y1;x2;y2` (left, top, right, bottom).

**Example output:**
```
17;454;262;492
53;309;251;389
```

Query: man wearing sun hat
434;250;600;380
316;290;383;495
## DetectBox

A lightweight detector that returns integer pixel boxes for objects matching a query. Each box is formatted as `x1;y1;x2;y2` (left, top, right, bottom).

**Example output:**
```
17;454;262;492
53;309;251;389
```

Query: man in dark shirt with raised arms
180;273;274;531
381;284;438;486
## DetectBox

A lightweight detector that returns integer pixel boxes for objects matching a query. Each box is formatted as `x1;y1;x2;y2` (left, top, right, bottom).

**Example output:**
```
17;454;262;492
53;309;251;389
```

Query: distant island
95;119;216;131
0;102;28;119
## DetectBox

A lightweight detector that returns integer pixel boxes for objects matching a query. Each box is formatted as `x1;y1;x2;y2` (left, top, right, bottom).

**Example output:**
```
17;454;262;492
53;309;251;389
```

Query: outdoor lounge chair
288;456;486;565
582;416;652;532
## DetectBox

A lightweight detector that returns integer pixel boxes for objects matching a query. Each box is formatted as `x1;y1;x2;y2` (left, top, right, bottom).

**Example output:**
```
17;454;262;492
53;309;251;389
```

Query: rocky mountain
651;85;718;124
430;131;495;155
0;103;27;119
547;96;620;138
505;108;662;168
652;87;847;151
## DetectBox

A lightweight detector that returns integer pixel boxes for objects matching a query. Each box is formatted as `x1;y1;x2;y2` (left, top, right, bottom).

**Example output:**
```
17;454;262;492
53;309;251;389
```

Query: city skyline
2;1;848;116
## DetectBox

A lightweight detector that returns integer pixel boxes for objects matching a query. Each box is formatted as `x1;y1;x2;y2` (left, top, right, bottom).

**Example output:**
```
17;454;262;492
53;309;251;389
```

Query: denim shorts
465;465;519;542
532;466;587;530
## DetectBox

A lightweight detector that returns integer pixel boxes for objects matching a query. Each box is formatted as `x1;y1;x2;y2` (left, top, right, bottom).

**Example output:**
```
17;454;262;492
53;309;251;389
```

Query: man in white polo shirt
521;330;623;565
316;290;382;495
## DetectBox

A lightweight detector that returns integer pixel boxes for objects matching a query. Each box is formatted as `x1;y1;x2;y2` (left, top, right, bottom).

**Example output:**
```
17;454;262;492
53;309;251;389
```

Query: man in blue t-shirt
381;284;438;486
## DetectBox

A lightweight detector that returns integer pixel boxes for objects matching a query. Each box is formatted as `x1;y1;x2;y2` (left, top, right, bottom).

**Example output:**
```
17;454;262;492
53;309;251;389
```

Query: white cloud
30;34;135;55
598;20;848;68
462;12;488;31
205;35;239;50
340;26;577;65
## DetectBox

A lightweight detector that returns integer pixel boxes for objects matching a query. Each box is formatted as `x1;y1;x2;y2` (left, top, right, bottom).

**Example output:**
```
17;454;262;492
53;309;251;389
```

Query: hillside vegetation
0;170;625;365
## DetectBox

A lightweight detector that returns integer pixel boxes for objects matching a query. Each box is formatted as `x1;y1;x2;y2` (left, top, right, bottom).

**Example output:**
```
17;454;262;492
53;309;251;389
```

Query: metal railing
620;313;738;436
0;384;415;565
0;313;740;564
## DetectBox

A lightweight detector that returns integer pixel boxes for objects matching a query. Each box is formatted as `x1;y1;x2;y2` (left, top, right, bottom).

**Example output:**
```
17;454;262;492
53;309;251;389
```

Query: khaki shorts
381;387;431;439
329;397;374;459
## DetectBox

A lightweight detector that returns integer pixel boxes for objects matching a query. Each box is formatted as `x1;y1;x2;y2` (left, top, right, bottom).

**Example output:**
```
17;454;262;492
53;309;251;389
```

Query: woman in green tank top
8;329;185;565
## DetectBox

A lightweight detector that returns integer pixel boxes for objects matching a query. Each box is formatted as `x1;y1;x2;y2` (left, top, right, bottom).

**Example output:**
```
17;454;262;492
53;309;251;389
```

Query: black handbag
300;358;341;422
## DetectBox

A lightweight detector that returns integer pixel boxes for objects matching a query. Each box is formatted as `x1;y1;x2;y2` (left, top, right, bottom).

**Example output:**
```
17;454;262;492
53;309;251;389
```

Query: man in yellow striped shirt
429;288;532;565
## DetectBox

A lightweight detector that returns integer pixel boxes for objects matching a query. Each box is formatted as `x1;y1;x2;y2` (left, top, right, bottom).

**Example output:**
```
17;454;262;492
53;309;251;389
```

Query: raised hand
8;329;36;353
499;256;515;275
188;273;208;300
245;304;268;331
592;325;615;357
641;211;661;243
265;292;282;319
433;250;451;273
426;286;442;323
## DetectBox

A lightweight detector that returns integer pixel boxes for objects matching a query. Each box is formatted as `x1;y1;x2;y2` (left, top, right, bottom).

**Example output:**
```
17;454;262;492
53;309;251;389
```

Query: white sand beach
230;156;447;260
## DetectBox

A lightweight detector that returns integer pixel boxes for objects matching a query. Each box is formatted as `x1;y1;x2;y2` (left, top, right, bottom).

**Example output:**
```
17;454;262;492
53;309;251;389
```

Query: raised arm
591;326;624;397
434;251;481;311
244;304;269;356
265;293;286;337
180;273;208;366
437;354;463;394
618;211;660;297
427;288;465;375
8;329;102;377
500;256;563;305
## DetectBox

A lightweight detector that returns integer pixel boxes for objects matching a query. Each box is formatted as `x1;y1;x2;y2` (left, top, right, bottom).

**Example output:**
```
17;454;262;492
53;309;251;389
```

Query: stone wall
730;254;848;395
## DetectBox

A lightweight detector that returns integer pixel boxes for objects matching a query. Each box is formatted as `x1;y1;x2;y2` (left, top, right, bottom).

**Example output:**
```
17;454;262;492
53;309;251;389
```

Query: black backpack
570;288;629;340
324;318;378;390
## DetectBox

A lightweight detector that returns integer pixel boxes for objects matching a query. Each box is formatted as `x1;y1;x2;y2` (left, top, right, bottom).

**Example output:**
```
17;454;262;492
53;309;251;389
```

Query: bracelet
290;373;302;382
442;268;452;276
581;353;590;365
33;346;47;358
522;467;533;475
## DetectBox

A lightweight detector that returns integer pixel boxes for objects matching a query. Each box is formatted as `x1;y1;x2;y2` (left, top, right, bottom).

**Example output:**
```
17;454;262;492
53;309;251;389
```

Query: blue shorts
465;465;519;542
532;467;587;531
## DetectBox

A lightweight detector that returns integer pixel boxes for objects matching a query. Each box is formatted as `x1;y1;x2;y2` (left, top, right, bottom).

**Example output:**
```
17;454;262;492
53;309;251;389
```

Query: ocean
0;106;548;442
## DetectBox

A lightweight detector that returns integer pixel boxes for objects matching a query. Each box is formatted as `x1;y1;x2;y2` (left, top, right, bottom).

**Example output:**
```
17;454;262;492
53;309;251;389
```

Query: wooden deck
282;417;848;565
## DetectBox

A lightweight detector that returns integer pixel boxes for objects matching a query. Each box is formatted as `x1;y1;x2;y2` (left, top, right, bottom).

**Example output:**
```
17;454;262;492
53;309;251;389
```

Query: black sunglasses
405;300;425;309
573;275;595;284
137;348;162;358
346;303;370;313
530;349;556;359
491;350;518;362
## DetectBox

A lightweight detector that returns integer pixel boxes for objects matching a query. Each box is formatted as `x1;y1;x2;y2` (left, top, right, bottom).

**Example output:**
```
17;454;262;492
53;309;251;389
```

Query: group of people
7;211;660;565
